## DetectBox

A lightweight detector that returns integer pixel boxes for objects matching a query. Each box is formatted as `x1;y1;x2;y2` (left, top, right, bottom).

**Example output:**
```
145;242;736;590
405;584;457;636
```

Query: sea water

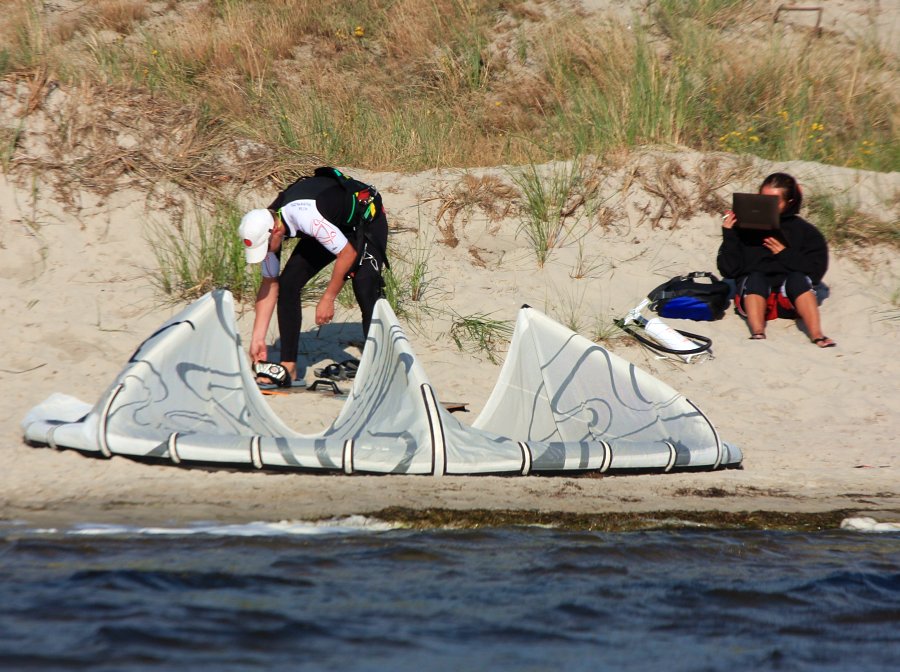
1;518;897;672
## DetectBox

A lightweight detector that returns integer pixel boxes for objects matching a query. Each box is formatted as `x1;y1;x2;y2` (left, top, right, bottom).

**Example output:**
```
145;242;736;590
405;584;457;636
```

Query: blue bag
647;272;731;321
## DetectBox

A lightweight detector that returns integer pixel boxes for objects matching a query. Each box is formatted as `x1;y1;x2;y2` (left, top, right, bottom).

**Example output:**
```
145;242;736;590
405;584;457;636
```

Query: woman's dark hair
759;172;802;215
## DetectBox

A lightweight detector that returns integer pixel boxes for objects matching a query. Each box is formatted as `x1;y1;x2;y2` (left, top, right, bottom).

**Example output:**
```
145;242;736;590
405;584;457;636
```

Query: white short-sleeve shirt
260;199;349;279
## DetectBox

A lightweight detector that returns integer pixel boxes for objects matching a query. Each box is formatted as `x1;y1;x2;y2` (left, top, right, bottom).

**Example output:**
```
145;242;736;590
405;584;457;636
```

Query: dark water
1;520;898;672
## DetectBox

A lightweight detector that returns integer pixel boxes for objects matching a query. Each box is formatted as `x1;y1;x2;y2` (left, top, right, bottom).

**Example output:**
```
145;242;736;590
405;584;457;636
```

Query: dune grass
148;199;259;303
447;310;514;364
806;192;900;251
508;158;586;267
1;0;895;176
382;234;442;324
0;121;23;171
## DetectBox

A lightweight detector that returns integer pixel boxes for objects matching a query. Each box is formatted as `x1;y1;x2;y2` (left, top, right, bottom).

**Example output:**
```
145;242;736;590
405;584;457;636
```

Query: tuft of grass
508;158;586;266
0;121;24;171
590;314;629;345
432;172;518;247
148;200;258;302
540;19;699;156
447;311;514;364
382;234;441;324
653;0;748;29
805;193;900;251
2;1;45;72
546;286;626;346
570;240;610;280
92;0;149;34
548;285;587;334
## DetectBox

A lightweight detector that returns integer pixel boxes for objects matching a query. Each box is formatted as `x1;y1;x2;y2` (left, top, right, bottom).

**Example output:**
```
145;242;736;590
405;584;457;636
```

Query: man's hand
250;338;268;364
763;236;786;254
315;297;336;326
316;243;357;326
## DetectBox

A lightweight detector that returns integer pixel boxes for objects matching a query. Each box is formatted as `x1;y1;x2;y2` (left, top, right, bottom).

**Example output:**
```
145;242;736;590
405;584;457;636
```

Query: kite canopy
22;290;741;475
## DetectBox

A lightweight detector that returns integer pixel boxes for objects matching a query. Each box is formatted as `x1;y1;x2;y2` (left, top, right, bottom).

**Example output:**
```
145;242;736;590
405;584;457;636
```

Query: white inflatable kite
22;290;741;475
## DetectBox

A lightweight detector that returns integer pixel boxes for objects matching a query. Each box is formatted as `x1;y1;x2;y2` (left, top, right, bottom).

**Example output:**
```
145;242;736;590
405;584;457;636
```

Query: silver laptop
732;193;780;230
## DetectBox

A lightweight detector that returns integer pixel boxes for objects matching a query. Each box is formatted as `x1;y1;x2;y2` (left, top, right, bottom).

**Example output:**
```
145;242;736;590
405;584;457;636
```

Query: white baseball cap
238;209;275;264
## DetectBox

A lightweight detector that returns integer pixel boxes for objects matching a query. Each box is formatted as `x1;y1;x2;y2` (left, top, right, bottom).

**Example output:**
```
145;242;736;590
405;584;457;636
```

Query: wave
5;515;399;538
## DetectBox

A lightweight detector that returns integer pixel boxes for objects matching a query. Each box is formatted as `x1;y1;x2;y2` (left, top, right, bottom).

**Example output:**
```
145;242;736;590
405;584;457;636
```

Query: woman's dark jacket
716;214;828;285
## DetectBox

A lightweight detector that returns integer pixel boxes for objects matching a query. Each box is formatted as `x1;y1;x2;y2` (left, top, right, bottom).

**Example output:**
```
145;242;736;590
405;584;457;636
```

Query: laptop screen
732;193;780;230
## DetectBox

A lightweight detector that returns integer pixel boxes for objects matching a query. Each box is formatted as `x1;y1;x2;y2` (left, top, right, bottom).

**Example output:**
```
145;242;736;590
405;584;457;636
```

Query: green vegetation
448;311;514;363
0;0;895;174
0;121;23;171
383;235;442;324
148;200;259;302
508;159;584;267
806;192;900;250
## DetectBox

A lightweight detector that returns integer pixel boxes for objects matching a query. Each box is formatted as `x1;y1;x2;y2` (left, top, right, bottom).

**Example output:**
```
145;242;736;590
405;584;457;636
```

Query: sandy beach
1;1;898;530
3;148;898;529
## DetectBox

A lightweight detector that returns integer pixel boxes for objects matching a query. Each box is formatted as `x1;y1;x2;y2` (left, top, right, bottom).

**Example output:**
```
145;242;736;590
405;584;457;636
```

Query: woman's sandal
812;336;836;348
749;333;766;340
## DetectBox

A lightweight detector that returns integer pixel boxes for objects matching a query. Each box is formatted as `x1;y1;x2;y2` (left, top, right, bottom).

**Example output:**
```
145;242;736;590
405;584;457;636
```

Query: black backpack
647;272;731;321
272;167;389;270
315;167;389;270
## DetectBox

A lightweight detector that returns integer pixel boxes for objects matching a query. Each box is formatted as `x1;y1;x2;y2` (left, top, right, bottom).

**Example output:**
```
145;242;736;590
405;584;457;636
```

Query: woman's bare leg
744;294;767;337
793;290;835;347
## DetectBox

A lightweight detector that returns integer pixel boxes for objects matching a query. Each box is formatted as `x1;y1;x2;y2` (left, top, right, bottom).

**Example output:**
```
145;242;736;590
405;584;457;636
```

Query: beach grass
508;158;586;267
0;121;23;171
807;192;900;251
382;234;442;324
1;0;895;178
447;310;514;364
148;199;259;302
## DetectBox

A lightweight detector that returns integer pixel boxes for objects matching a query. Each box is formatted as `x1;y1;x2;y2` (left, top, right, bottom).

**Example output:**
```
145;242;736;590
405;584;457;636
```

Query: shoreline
2;500;890;534
3;448;898;531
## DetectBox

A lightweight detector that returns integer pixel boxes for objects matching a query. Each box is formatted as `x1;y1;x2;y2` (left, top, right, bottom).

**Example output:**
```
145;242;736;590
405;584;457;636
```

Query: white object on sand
840;517;900;533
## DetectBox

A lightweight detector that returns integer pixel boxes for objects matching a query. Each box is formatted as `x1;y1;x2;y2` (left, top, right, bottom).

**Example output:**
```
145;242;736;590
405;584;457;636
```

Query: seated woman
717;172;836;347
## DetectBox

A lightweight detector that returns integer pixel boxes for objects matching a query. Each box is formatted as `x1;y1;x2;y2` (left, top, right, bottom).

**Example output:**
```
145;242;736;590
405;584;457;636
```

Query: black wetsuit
268;175;389;364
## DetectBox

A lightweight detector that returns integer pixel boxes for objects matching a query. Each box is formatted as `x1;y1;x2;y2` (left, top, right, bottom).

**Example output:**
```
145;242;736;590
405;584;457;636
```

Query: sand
1;2;898;530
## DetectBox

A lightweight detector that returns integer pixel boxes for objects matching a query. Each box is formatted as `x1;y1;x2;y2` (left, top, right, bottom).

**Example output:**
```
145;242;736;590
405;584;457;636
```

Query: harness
312;167;390;273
